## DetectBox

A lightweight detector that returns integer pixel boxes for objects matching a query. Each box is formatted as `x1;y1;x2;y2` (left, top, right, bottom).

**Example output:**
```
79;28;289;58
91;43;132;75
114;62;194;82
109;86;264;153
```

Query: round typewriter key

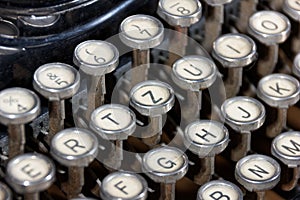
202;0;233;51
157;0;202;65
5;153;55;200
33;63;80;142
283;0;300;21
74;40;119;121
0;182;12;200
184;120;229;185
90;104;136;170
120;15;164;85
221;96;265;161
257;74;300;138
100;171;148;200
142;146;188;200
293;53;300;77
50;128;98;198
197;180;243;200
130;80;174;147
272;131;300;191
0;87;40;158
172;55;217;124
248;11;291;77
235;154;280;199
212;33;257;97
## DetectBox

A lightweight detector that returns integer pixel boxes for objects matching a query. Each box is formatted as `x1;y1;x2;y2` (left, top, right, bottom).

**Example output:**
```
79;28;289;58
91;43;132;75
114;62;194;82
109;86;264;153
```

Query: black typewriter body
0;0;300;200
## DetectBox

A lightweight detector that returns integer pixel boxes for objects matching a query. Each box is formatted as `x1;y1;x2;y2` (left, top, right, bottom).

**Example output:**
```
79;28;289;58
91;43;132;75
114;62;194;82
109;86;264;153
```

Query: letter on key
100;171;148;200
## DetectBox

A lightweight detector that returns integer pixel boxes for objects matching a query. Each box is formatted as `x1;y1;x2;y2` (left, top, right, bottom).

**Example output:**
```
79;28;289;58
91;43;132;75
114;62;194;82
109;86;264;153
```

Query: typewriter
1;0;300;199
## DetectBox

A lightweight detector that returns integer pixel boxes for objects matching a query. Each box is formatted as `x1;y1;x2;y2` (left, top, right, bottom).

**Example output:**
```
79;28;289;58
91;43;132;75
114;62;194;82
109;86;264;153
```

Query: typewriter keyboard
1;0;300;199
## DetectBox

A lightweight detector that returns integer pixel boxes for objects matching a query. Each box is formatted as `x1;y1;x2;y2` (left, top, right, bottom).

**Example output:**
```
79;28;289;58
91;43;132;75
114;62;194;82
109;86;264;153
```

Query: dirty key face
184;120;229;157
212;33;257;67
197;180;243;200
248;11;291;44
5;153;55;194
235;154;281;191
100;171;148;200
221;96;266;132
272;131;300;168
90;104;136;140
0;88;40;125
73;40;119;75
50;128;98;166
119;15;164;49
142;146;188;183
157;0;202;26
257;74;300;108
130;80;175;116
33;63;80;99
172;55;217;90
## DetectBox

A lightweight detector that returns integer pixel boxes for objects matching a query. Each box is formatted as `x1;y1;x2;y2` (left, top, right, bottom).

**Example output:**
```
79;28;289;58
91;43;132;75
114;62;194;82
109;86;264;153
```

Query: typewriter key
272;131;300;191
293;53;300;78
0;87;40;158
100;171;148;200
90;104;136;170
120;15;164;85
221;96;265;161
202;0;233;51
5;153;55;200
130;80;175;147
212;33;257;98
184;120;229;185
248;11;291;77
50;128;98;198
0;182;12;200
74;40;119;120
197;180;243;200
172;55;217;124
157;0;202;65
257;73;300;138
142;146;188;200
235;154;281;200
33;63;80;142
283;0;300;53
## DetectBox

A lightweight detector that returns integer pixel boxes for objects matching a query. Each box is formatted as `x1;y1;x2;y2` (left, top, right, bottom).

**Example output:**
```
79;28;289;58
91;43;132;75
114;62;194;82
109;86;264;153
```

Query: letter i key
100;171;148;200
90;104;136;170
248;11;291;77
5;153;55;200
212;33;257;98
184;120;229;185
172;55;217;125
33;63;80;142
157;0;202;65
221;96;266;161
272;131;300;191
142;146;188;200
197;180;243;200
130;80;175;147
257;73;300;138
235;154;281;200
50;128;98;198
0;88;40;159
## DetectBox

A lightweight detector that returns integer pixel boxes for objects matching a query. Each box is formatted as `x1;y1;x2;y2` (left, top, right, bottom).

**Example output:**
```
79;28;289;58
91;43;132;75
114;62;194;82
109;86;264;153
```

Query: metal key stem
8;124;25;159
